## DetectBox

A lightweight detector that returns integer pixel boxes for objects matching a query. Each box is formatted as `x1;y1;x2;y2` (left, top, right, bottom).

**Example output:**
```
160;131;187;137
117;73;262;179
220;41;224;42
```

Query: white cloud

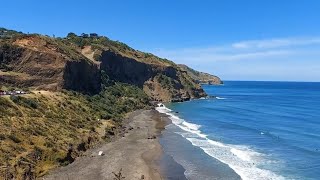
211;50;292;61
147;36;320;81
232;37;320;49
150;36;320;63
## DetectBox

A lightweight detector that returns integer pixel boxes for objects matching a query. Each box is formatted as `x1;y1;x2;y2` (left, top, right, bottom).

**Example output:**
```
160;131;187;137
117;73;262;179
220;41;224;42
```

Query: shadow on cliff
63;60;101;94
99;51;179;88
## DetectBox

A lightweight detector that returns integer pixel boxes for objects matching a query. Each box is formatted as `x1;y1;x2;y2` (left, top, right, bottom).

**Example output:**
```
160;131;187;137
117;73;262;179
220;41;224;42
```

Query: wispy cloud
151;36;320;63
148;36;320;81
232;37;320;49
210;50;292;61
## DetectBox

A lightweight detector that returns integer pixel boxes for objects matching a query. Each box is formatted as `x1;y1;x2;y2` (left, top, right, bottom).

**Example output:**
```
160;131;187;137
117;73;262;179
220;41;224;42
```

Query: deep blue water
157;81;320;180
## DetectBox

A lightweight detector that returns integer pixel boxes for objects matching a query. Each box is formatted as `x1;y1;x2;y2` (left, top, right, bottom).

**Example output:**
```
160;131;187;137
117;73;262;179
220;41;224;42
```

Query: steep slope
178;64;223;85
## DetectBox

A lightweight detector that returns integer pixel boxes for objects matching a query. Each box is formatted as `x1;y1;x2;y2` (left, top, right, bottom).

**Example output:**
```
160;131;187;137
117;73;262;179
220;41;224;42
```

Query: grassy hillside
0;83;149;178
62;32;176;66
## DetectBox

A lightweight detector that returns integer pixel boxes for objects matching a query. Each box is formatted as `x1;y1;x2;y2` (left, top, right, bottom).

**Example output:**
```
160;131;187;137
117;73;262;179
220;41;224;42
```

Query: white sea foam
155;105;285;180
207;139;226;147
231;148;257;162
182;121;201;131
216;97;227;100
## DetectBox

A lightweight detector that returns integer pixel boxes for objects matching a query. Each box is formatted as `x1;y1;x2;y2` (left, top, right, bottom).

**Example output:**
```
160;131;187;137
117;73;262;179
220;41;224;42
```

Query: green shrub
101;113;112;120
8;134;21;143
157;74;174;89
0;134;6;140
26;99;38;109
9;95;19;102
10;95;38;109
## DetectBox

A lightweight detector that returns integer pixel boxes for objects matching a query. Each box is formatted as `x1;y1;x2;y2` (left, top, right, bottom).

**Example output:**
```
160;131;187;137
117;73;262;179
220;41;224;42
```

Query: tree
81;33;89;38
67;32;77;38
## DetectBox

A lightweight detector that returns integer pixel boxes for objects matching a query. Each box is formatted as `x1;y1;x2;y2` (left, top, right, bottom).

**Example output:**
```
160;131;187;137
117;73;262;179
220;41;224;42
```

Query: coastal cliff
0;30;214;102
0;28;221;178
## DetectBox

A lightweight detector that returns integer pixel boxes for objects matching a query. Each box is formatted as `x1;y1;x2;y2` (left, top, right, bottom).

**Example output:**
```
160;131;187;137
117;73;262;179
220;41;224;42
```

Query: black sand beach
43;110;187;180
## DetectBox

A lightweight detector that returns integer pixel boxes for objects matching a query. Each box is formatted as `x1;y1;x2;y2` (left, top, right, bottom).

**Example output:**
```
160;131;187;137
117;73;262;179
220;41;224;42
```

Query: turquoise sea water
157;81;320;180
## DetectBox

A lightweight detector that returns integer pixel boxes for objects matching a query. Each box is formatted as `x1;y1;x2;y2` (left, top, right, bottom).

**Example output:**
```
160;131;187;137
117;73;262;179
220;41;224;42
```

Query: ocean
156;81;320;180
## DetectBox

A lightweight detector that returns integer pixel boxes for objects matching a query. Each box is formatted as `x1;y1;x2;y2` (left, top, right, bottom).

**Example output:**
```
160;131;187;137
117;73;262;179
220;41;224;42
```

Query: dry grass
0;85;149;178
0;91;100;177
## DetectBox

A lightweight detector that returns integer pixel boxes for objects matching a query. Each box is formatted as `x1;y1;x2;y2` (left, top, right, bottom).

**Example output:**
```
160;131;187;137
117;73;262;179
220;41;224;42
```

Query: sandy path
44;110;164;180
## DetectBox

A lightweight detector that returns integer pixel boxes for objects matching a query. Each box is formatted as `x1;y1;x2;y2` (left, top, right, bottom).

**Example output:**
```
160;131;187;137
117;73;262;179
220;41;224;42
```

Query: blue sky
1;0;320;81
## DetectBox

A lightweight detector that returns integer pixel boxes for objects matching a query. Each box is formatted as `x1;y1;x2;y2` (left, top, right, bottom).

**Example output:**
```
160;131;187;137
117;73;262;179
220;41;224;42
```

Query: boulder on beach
98;151;104;156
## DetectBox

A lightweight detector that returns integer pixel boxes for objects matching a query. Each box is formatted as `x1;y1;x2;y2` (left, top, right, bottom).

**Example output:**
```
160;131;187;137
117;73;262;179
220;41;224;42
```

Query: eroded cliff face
63;60;101;94
100;50;152;87
0;35;102;94
100;50;206;102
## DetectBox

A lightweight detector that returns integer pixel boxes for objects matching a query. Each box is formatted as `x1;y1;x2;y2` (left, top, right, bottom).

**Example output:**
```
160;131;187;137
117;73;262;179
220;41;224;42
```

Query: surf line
155;104;285;180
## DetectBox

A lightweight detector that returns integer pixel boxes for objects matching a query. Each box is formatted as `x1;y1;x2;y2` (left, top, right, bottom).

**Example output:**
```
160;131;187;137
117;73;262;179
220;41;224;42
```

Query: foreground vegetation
0;83;149;179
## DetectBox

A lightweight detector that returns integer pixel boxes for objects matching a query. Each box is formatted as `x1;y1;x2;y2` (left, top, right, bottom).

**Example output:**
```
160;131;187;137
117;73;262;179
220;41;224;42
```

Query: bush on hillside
10;95;38;109
157;74;174;89
8;134;21;143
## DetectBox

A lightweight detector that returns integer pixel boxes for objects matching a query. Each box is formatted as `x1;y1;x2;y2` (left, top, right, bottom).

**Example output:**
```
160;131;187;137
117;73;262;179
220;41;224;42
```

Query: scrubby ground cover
0;83;149;178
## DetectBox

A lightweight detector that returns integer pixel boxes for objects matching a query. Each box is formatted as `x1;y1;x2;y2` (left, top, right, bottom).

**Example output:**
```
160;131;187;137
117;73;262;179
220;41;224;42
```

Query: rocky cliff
0;29;217;102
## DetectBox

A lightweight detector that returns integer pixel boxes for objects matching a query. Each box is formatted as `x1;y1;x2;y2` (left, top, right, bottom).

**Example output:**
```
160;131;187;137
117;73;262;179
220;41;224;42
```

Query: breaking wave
156;105;285;180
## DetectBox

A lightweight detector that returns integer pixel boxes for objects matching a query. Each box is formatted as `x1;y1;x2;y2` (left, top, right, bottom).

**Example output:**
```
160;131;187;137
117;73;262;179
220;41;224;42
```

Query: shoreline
43;109;186;180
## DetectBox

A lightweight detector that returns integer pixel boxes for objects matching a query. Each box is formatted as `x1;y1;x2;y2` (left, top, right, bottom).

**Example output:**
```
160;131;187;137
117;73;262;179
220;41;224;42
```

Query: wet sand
44;109;186;180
